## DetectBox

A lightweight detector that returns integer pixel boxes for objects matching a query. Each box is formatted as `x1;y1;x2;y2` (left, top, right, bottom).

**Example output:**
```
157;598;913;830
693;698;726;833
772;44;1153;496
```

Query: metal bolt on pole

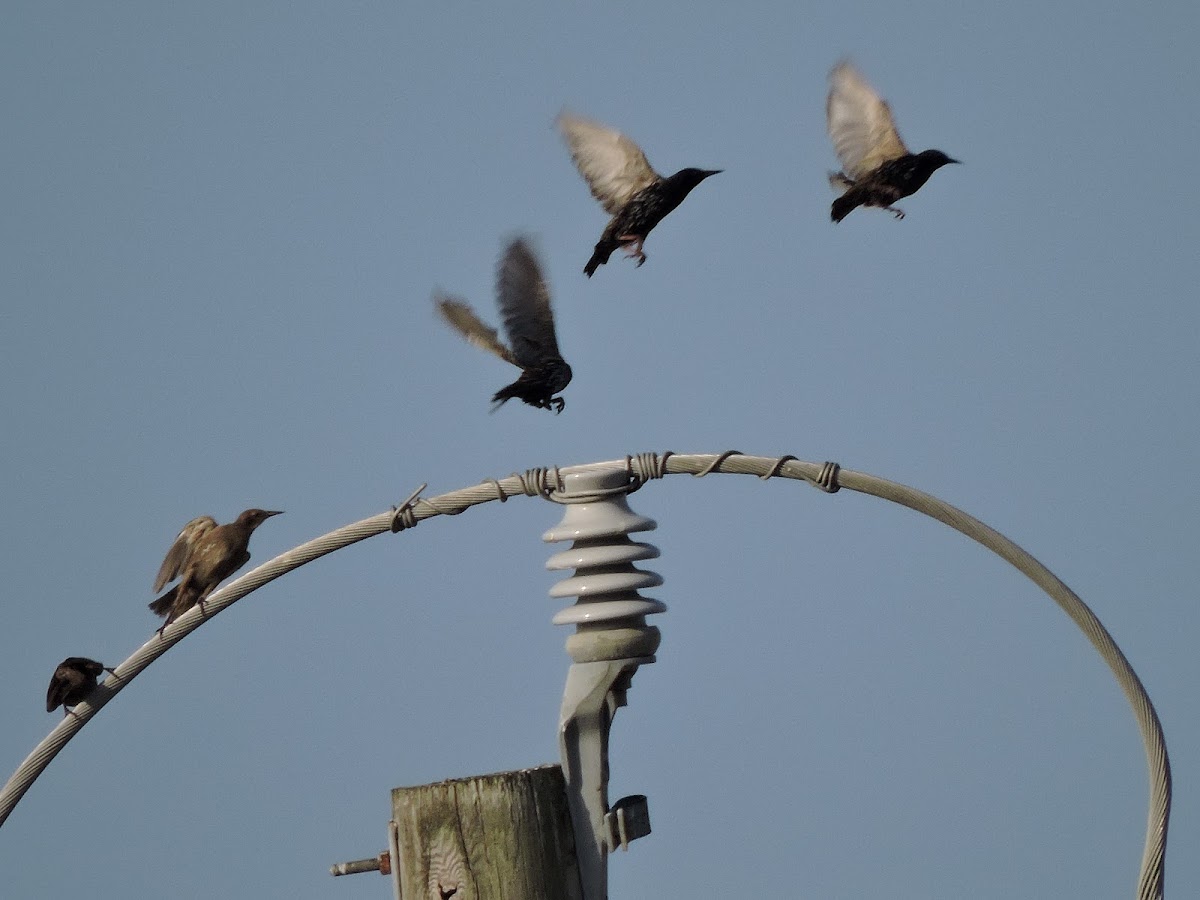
329;852;390;877
546;466;665;900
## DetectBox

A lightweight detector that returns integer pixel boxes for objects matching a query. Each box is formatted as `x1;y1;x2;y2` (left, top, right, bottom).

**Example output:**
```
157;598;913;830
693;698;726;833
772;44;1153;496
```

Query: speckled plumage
153;515;217;593
149;509;282;630
826;61;958;222
557;112;720;276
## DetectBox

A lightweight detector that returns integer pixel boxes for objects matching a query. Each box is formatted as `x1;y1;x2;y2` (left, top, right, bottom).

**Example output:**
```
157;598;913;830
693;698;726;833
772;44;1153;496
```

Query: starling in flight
826;61;958;223
557;111;720;276
149;509;283;630
46;657;115;717
435;237;572;413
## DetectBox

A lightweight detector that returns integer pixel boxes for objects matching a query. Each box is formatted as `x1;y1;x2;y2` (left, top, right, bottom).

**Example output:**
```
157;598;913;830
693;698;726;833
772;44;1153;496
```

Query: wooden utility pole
391;764;583;900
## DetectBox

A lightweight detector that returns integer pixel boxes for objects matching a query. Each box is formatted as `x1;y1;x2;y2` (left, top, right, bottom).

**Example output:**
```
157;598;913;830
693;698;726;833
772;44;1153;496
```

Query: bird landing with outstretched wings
436;237;573;413
557;111;720;276
826;61;958;222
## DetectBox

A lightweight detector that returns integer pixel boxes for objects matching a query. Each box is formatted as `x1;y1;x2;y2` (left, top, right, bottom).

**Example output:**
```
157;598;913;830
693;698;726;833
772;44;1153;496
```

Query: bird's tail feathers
492;371;533;409
584;242;614;278
148;586;177;618
831;191;861;223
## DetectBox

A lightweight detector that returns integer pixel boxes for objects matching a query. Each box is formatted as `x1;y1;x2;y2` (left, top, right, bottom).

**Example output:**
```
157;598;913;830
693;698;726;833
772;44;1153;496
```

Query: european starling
826;61;958;223
435;237;572;413
153;515;217;593
46;657;114;718
557;111;720;276
149;509;283;630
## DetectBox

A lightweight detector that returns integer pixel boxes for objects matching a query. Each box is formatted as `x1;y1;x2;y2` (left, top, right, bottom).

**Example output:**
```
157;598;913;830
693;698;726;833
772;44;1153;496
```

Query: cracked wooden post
391;764;583;900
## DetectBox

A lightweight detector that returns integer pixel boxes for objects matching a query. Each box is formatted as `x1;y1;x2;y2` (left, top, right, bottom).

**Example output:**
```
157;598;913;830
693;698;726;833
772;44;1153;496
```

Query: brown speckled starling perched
436;237;572;413
149;509;282;631
557;111;720;276
826;61;958;223
46;657;114;717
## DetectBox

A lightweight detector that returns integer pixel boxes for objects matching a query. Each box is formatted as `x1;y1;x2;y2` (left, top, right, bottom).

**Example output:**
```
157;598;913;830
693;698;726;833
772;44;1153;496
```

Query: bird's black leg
618;235;647;267
885;206;906;219
551;397;565;414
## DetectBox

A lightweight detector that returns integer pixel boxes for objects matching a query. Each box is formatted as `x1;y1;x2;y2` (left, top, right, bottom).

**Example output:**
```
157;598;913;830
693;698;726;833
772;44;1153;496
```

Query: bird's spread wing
826;61;909;180
435;293;516;366
496;237;562;370
557;111;659;215
154;515;217;592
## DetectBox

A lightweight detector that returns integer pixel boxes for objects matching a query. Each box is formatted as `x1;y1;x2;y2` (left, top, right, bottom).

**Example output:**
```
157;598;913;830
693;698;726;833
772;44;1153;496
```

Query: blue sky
2;2;1197;897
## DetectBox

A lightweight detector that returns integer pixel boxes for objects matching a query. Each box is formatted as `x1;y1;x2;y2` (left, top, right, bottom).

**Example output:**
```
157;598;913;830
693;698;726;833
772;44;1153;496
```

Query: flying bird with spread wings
436;237;572;413
826;61;958;223
557;111;720;276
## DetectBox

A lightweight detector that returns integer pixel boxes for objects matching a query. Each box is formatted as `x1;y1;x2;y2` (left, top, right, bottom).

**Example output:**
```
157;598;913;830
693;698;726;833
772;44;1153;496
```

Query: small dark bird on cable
826;61;958;223
46;657;115;718
557;111;720;276
149;509;283;632
435;237;572;413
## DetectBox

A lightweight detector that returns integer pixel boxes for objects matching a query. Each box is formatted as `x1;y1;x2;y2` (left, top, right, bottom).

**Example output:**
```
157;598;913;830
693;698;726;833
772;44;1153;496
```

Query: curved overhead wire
0;452;1169;900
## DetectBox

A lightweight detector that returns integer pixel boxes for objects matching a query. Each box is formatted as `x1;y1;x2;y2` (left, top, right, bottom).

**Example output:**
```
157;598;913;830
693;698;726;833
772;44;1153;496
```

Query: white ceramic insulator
544;469;666;633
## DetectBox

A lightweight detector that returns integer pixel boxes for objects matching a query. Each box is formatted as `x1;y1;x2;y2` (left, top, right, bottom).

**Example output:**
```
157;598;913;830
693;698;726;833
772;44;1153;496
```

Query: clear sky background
2;2;1197;898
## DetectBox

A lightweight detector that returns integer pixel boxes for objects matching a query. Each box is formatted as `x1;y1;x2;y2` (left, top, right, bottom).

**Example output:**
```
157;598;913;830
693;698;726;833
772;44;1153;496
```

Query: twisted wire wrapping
389;483;427;533
0;451;1168;900
481;478;507;502
515;467;560;499
814;460;841;493
692;449;743;477
758;454;797;480
626;451;672;491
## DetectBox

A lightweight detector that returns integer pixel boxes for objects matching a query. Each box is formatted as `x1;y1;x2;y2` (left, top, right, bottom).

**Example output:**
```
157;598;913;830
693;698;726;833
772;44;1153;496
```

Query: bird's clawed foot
618;235;647;267
887;206;906;219
550;397;565;414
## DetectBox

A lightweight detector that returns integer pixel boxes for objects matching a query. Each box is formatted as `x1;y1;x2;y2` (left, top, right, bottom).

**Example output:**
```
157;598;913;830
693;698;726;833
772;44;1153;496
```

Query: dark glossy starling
826;61;959;223
149;509;283;630
153;515;217;593
46;657;114;717
557;111;720;276
436;237;572;413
